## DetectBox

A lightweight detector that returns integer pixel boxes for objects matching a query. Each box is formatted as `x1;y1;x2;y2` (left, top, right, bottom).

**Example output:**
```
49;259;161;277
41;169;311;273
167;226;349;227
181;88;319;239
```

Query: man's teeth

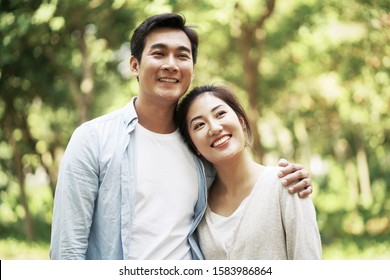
212;136;230;147
159;78;177;83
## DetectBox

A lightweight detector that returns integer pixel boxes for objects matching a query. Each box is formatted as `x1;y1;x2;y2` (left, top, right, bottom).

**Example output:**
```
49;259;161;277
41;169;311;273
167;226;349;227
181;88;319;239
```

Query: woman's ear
239;117;246;129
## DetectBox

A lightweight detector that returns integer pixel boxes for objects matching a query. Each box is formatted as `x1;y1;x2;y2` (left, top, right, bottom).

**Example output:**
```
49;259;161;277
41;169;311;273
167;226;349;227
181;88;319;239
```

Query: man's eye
178;53;190;59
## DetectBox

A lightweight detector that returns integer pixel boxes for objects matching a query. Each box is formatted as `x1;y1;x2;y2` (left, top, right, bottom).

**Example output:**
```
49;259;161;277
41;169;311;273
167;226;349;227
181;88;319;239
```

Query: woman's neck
208;151;264;217
213;151;264;195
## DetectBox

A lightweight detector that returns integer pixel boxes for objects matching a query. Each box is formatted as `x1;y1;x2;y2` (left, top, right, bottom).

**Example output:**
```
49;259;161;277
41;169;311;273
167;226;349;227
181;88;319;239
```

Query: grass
0;238;50;260
322;239;390;260
1;237;389;260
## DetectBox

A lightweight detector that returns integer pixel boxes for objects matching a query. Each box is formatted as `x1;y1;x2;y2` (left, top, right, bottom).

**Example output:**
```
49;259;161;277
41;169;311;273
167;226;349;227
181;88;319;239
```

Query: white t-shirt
208;197;249;252
128;123;199;260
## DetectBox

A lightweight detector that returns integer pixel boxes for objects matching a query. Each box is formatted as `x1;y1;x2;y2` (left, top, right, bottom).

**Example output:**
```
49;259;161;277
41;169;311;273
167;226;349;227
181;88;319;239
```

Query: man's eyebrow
189;104;225;125
177;45;191;53
150;43;167;50
150;43;191;53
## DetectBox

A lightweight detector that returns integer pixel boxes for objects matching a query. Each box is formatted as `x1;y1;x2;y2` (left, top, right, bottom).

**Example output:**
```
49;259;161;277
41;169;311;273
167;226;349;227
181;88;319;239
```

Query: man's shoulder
84;101;137;128
68;102;135;143
88;105;128;124
199;159;216;188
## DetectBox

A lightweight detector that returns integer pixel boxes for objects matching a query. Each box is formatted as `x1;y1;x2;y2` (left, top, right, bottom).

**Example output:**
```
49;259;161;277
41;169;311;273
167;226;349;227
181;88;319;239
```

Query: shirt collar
123;96;139;133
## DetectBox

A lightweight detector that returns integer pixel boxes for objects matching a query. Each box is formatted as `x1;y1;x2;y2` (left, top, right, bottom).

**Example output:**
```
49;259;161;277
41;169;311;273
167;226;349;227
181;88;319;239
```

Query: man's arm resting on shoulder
277;158;313;198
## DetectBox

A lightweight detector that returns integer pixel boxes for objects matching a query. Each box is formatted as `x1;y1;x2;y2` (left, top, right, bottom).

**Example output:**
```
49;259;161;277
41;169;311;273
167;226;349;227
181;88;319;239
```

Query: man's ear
130;56;139;77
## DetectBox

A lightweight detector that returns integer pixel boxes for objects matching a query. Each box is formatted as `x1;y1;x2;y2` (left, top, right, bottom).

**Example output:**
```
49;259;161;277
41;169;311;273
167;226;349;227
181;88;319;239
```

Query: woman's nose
208;121;223;136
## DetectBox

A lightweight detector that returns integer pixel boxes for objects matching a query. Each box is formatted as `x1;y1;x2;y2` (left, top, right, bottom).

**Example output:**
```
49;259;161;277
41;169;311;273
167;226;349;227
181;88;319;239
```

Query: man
50;13;313;260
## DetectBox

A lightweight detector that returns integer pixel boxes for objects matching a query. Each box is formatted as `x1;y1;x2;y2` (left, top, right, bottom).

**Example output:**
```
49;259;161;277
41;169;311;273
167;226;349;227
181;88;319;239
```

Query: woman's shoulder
251;165;284;196
259;166;283;183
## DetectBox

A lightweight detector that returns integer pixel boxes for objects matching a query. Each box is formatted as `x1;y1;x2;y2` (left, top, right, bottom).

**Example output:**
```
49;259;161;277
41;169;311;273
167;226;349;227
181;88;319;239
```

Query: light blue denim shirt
50;97;214;260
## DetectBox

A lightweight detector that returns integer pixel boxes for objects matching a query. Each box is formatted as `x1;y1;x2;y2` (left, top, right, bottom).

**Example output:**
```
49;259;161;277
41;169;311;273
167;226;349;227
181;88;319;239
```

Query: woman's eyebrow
189;104;225;125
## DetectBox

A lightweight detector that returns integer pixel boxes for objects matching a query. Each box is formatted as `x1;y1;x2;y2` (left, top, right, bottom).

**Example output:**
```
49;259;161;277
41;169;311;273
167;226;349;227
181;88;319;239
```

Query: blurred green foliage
0;0;389;259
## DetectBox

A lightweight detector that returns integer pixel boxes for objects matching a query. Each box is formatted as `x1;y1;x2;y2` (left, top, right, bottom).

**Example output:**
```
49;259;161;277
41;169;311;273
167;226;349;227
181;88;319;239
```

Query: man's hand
277;158;313;198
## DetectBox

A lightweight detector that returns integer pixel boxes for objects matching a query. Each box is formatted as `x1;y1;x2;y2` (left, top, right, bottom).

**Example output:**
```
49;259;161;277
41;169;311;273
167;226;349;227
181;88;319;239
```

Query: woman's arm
281;187;322;259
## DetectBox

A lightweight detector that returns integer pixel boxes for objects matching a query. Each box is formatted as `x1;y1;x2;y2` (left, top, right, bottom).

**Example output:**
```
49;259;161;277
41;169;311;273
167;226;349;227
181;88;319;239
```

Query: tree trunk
5;111;34;240
66;27;95;124
357;145;372;206
78;27;94;122
236;0;276;162
240;25;264;161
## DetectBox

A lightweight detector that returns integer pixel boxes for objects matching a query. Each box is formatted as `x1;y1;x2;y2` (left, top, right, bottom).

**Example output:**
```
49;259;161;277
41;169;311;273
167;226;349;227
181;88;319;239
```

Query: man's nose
162;55;178;71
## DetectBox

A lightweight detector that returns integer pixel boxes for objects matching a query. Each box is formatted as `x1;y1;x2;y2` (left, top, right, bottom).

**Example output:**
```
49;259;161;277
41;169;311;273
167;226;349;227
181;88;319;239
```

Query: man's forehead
144;28;191;49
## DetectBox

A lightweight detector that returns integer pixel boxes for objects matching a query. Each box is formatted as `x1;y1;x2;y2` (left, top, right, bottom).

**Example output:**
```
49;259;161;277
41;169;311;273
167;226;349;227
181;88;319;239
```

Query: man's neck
134;97;178;134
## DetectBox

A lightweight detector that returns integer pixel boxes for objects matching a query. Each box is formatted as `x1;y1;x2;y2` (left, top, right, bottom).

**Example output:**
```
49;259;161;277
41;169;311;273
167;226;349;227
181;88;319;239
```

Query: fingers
277;160;314;197
278;163;305;179
298;186;313;198
278;158;289;167
286;177;311;192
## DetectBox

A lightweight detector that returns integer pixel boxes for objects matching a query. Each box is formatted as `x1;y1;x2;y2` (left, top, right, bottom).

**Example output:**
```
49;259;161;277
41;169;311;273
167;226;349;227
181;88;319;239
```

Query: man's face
130;28;194;106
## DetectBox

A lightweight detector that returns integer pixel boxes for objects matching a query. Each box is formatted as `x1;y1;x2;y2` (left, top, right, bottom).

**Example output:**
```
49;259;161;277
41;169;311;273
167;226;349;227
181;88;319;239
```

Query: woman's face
186;93;247;165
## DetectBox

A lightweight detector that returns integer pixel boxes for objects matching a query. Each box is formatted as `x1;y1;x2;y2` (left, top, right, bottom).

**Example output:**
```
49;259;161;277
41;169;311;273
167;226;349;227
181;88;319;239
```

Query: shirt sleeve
50;123;100;259
280;184;322;259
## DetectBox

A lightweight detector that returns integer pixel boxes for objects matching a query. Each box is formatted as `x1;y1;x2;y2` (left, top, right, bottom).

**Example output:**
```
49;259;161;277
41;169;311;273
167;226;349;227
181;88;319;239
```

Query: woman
176;85;322;259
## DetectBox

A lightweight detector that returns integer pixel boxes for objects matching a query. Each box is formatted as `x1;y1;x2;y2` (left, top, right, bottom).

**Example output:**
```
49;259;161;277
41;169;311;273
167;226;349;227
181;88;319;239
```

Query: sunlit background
0;0;389;259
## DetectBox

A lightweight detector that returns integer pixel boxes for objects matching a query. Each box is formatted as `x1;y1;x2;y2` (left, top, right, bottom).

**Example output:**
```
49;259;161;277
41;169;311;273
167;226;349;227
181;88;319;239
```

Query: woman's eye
216;111;227;118
193;123;204;130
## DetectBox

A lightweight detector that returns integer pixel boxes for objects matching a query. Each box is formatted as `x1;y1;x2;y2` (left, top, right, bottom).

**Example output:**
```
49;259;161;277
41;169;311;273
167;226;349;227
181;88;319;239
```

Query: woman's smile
211;135;231;147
